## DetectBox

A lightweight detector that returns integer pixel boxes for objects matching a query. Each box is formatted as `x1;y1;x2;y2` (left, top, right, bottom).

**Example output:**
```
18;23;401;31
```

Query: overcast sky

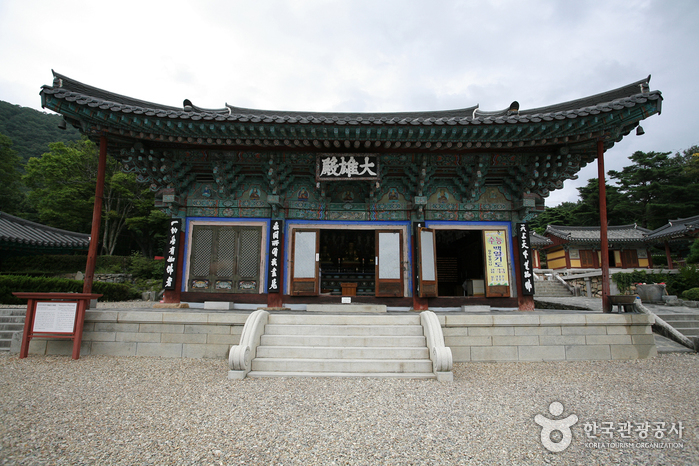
1;0;697;206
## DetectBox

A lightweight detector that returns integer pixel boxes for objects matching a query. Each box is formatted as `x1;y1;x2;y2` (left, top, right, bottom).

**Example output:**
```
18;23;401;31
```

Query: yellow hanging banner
484;230;509;287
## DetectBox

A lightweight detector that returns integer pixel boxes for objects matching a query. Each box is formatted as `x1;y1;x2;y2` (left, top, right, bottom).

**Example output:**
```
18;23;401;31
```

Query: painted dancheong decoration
39;72;662;309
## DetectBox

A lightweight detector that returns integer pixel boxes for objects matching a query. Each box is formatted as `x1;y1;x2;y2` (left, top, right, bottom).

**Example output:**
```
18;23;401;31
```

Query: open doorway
318;230;376;295
435;230;485;296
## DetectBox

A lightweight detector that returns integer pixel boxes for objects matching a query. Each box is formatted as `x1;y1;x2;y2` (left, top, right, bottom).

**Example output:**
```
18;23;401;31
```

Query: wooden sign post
12;292;102;360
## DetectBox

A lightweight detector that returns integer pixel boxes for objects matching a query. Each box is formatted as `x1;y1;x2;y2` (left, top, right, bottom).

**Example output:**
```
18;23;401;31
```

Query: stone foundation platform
23;310;657;362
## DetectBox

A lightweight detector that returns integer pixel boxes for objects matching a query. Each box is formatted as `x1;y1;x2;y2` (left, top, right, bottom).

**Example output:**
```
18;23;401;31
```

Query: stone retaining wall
26;310;249;359
443;313;656;362
27;311;657;363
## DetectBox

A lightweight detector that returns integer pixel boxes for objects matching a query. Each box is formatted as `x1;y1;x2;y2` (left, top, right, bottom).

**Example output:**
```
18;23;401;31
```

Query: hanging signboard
484;230;509;287
316;154;379;181
516;223;535;296
267;220;283;293
163;219;182;290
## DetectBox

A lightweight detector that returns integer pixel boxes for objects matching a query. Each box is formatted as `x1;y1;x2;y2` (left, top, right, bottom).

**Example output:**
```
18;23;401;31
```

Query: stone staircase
0;309;25;353
247;314;436;379
534;280;573;297
654;313;699;341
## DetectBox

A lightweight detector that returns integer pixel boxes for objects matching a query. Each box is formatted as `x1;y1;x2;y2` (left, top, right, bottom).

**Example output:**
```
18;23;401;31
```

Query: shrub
682;287;699;301
1;254;130;275
0;275;138;304
128;252;165;279
612;270;661;294
687;239;699;264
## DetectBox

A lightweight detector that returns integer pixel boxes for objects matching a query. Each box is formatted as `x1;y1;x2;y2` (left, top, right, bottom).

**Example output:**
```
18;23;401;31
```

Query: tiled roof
42;71;662;128
530;232;553;248
544;224;651;243
0;212;90;250
645;215;699;242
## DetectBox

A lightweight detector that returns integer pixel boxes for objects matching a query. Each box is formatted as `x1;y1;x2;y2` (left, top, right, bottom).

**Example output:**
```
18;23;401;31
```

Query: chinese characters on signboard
162;219;182;290
517;223;535;296
316;154;379;180
267;220;283;293
484;230;509;287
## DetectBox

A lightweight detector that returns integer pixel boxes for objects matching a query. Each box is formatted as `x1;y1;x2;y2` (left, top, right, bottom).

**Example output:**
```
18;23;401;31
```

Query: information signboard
33;302;77;333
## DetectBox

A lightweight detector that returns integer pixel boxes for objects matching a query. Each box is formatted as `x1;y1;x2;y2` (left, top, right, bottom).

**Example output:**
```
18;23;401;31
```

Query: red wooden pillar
83;134;108;296
664;241;674;269
598;139;611;312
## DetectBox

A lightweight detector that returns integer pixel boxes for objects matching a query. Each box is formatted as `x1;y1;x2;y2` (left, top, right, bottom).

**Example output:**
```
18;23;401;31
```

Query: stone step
660;321;699;328
0;309;26;317
256;345;430;359
0;338;12;350
655;314;699;322
268;314;420;326
0;330;22;339
259;334;426;348
0;316;26;324
251;358;433;373
673;328;699;336
247;371;436;379
263;324;424;337
0;323;25;331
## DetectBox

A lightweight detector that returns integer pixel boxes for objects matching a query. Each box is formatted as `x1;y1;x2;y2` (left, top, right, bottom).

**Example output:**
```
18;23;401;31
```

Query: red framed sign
12;292;102;360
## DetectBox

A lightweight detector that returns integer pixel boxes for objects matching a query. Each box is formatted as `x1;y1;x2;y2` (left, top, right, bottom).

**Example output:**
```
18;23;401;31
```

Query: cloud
1;0;697;207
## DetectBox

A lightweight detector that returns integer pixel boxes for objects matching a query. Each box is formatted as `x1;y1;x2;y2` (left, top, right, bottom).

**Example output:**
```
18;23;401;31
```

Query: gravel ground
1;353;697;465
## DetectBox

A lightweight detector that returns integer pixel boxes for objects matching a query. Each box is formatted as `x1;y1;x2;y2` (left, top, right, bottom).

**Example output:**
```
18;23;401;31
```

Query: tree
574;178;631;226
22;137;166;255
529;201;580;234
23;138;97;232
0;133;23;215
608;150;699;229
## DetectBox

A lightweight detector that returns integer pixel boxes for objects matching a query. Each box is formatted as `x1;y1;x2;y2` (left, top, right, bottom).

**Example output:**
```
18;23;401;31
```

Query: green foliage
612;265;699;296
128;252;166;279
0;133;23;215
528;202;580;234
669;265;699;296
125;207;170;258
612;270;653;294
0;100;81;165
0;275;137;304
9;254;156;276
608;150;699;229
22;138;99;233
682;288;699;301
687;239;699;264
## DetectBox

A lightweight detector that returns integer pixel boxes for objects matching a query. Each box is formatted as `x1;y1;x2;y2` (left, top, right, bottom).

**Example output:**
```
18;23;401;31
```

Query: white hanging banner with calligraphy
316;154;379;181
162;219;182;290
267;220;283;293
516;223;535;296
484;230;509;287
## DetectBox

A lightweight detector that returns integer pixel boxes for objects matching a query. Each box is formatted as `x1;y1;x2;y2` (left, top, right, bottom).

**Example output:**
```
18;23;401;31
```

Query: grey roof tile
0;212;90;250
544;224;651;243
42;71;662;128
645;215;699;242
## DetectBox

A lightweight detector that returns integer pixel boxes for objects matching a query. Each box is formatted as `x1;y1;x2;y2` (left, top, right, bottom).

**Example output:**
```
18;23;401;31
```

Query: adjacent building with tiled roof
645;215;699;243
0;212;90;259
543;224;652;270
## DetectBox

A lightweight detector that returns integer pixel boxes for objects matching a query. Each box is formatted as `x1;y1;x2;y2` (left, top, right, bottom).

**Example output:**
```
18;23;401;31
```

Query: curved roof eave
42;71;662;126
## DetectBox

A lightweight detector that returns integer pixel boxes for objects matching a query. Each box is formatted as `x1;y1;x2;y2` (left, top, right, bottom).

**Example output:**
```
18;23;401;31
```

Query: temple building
40;72;662;311
543;224;653;270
